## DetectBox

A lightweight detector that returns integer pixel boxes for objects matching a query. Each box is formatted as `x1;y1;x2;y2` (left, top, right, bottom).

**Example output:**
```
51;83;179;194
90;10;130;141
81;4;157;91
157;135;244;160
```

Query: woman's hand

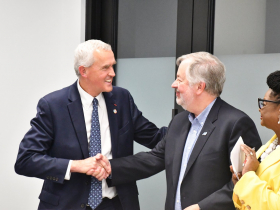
229;165;241;185
241;144;259;175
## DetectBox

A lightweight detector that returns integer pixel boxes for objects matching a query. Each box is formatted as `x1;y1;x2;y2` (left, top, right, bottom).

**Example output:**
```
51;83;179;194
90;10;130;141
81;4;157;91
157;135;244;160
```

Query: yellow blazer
233;135;280;210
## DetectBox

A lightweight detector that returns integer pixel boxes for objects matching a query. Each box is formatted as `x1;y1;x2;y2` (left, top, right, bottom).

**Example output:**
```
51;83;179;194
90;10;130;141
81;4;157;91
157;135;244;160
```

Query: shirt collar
77;80;104;110
188;98;217;126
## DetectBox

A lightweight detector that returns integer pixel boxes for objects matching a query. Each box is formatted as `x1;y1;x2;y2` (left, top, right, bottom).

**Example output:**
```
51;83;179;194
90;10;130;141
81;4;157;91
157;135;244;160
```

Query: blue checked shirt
174;98;216;210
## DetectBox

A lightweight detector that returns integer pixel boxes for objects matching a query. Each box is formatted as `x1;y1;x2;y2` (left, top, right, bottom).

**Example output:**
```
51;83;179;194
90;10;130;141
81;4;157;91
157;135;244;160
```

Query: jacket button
246;205;251;209
81;203;85;208
241;200;245;204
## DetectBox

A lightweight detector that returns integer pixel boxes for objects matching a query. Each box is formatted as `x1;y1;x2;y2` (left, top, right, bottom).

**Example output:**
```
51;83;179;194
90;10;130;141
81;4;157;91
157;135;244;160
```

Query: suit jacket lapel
67;81;89;159
172;112;191;191
257;146;280;176
103;91;118;158
183;98;221;178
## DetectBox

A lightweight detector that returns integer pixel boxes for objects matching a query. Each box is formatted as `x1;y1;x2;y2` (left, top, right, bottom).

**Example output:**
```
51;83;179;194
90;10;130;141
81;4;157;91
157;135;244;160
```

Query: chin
105;86;113;92
176;98;187;110
176;98;182;106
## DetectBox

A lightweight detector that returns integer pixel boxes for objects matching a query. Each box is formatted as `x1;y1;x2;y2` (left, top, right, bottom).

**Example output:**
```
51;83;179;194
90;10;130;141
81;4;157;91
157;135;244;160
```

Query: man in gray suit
94;52;262;210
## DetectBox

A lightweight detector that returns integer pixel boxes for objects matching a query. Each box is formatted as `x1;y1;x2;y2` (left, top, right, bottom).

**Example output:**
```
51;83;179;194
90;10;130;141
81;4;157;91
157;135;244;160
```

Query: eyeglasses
258;98;280;109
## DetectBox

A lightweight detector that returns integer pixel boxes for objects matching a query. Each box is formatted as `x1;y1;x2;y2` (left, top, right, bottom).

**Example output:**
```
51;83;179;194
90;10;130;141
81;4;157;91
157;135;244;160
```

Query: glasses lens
259;100;264;109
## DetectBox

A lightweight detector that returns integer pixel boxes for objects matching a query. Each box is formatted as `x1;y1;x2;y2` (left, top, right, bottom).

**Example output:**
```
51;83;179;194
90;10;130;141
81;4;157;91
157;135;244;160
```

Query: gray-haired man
15;39;166;210
95;52;262;210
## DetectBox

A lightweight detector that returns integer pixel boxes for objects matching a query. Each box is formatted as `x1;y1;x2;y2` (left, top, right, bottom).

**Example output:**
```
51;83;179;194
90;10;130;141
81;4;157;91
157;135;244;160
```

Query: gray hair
176;52;226;97
74;39;112;77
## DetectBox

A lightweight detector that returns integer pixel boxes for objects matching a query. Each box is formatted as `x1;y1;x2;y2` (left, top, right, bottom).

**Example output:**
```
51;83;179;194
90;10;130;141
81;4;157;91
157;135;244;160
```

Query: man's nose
171;81;178;88
109;67;115;77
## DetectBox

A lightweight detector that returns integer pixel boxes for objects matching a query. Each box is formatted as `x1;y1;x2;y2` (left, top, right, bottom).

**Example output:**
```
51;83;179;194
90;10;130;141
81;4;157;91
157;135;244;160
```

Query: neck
79;79;99;97
272;129;280;145
193;94;217;117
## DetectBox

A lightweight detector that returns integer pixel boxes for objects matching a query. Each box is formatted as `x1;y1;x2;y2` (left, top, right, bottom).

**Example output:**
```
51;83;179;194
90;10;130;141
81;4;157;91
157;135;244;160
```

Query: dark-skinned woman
231;70;280;210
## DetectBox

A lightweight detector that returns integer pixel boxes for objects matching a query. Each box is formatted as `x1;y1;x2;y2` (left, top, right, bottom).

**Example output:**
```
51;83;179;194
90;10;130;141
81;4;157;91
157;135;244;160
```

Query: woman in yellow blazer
231;70;280;210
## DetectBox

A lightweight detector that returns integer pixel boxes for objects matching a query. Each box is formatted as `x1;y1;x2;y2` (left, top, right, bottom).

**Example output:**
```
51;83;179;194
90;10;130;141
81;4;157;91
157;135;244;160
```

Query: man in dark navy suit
15;40;166;210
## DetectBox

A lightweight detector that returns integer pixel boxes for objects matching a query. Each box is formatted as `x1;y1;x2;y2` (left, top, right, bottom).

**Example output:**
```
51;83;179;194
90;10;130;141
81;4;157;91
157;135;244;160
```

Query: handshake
71;154;112;181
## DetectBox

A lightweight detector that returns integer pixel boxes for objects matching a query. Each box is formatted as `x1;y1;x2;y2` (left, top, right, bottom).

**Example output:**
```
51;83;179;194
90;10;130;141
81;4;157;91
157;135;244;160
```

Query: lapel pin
113;109;117;114
114;104;117;106
202;132;207;136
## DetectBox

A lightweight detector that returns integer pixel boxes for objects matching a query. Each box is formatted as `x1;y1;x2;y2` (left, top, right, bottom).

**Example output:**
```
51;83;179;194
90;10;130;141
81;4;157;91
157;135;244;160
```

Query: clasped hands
71;154;111;181
230;144;259;185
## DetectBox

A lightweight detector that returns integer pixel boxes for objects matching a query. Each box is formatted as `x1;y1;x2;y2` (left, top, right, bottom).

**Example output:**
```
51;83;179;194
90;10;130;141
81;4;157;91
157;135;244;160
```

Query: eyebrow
102;62;117;68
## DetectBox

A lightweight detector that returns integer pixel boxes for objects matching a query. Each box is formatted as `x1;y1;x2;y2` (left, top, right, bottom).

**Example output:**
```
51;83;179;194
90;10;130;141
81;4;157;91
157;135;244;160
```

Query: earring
278;112;280;124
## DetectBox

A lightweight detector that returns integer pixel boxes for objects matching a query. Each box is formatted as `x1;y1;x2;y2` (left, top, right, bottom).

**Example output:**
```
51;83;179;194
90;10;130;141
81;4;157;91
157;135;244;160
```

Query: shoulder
110;86;134;101
112;86;130;95
215;99;258;133
218;98;250;119
40;83;75;105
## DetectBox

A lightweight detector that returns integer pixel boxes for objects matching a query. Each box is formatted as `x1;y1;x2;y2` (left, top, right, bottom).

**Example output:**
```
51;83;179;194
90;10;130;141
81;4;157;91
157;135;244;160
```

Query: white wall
0;1;85;209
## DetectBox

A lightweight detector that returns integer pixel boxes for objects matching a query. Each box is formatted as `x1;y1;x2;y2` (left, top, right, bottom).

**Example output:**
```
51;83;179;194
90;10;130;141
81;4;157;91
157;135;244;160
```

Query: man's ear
78;66;87;78
197;82;206;94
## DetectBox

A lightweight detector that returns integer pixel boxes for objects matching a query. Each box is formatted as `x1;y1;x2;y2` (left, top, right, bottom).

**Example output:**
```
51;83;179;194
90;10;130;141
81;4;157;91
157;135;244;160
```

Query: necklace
260;137;279;162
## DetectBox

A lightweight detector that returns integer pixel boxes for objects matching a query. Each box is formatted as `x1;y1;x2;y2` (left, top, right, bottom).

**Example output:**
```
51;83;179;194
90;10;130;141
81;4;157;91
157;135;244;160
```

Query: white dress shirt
65;81;117;199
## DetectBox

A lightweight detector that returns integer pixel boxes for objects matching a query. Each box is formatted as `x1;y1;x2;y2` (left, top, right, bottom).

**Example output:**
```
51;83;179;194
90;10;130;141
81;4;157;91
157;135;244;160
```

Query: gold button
246;205;251;209
241;200;245;204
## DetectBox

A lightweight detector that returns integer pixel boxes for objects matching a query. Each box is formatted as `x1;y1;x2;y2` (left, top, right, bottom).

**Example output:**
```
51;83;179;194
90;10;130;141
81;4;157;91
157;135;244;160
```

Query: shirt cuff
64;160;72;180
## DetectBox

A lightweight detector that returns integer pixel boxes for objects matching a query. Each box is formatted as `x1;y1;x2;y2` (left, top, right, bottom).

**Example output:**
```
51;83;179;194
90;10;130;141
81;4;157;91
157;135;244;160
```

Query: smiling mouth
105;80;112;83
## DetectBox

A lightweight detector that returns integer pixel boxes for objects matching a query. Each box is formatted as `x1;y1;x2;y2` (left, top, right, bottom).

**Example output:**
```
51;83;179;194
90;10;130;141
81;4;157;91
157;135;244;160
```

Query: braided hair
267;70;280;100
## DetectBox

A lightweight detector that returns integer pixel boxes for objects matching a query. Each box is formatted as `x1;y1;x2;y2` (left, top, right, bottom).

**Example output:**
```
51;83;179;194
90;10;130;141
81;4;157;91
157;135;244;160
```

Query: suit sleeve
198;115;262;210
234;171;280;210
110;131;167;186
14;98;69;184
128;92;167;149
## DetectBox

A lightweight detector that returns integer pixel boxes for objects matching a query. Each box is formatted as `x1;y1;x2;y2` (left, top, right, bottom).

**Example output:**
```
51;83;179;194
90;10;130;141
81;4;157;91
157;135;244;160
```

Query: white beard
176;91;193;111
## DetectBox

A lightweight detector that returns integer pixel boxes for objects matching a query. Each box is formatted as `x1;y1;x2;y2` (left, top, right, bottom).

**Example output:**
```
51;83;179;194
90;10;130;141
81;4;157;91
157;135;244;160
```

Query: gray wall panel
118;0;177;58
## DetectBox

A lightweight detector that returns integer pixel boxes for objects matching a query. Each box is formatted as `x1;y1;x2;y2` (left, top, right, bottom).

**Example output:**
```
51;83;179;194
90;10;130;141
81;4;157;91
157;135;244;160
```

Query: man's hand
229;165;241;185
184;204;200;210
86;154;111;180
70;154;111;180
